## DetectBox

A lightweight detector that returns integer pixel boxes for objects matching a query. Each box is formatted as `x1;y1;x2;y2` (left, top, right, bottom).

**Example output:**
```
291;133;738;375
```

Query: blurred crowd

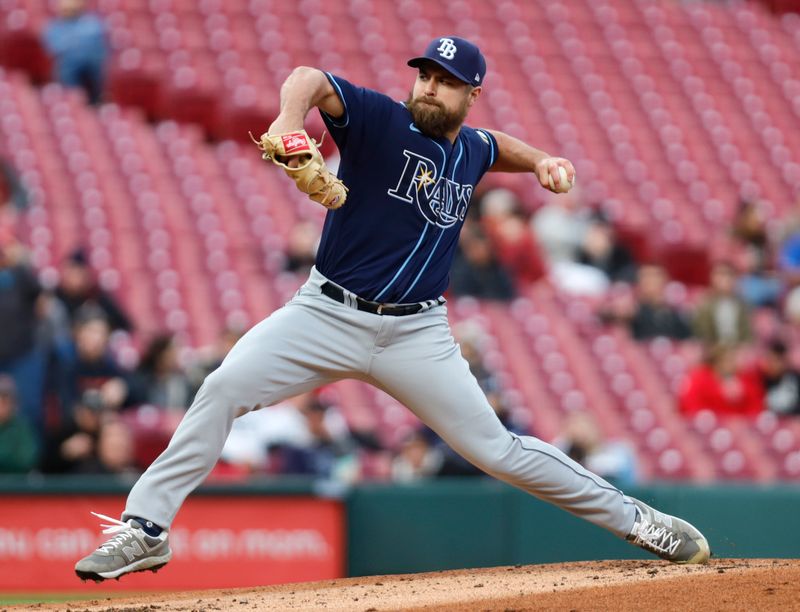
0;223;232;477
1;181;638;486
447;183;800;424
6;147;800;487
1;0;797;487
0;0;638;487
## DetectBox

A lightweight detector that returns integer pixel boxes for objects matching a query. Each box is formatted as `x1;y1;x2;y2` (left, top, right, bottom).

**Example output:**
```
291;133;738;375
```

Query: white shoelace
634;518;682;556
91;511;141;553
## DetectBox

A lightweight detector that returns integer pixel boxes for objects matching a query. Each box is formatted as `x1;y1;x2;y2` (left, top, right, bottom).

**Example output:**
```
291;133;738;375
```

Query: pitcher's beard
406;94;469;139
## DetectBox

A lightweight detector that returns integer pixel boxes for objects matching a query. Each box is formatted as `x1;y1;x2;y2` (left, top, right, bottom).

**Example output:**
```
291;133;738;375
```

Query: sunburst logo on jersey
416;169;436;191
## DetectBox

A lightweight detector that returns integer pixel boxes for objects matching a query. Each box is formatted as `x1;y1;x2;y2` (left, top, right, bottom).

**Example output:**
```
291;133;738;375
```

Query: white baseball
547;166;574;193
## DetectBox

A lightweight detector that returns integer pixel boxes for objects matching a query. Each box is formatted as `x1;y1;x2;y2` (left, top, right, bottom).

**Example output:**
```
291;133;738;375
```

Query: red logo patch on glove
281;132;311;154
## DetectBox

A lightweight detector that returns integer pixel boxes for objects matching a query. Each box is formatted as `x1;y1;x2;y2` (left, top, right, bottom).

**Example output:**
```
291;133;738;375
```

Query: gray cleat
626;498;711;564
75;512;172;581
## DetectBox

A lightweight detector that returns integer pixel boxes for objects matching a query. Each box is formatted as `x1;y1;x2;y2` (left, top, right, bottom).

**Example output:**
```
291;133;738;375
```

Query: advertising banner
0;495;344;591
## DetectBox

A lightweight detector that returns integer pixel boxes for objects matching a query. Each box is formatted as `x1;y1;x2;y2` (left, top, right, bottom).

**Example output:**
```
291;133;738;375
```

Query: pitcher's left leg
369;310;710;562
369;309;637;537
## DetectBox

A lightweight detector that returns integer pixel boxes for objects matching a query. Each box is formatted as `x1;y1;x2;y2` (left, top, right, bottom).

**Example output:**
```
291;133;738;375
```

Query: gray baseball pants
124;267;637;538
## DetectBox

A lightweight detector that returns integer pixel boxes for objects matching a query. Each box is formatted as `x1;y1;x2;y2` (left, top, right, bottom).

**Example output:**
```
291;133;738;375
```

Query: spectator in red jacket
479;188;545;286
678;344;764;418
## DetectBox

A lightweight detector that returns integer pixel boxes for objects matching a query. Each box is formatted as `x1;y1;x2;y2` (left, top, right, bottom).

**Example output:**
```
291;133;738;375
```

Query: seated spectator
777;220;800;312
732;200;769;261
391;430;443;482
531;187;590;264
284;220;319;275
41;388;103;473
479;188;545;285
271;394;360;482
553;411;638;487
449;221;515;300
490;394;529;436
51;306;132;416
220;396;311;473
0;375;38;473
784;286;800;328
42;0;108;105
455;321;528;435
92;418;137;476
678;344;764;418
779;192;800;240
454;321;497;393
779;231;800;280
36;286;73;353
760;340;800;416
188;325;243;394
731;200;781;307
130;334;193;410
55;249;132;331
776;195;800;320
628;264;692;341
0;156;29;226
576;212;637;284
535;203;618;296
43;394;135;476
0;233;46;431
692;261;752;345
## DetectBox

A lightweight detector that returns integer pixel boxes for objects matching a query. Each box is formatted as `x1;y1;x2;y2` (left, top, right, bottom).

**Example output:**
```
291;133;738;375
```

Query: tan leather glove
250;129;347;210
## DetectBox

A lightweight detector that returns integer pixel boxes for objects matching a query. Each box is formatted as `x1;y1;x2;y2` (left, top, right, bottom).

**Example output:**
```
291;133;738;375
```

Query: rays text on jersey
387;150;473;229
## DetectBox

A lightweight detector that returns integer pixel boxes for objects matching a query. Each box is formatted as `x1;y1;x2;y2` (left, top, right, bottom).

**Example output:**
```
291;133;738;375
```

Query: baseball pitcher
76;36;709;581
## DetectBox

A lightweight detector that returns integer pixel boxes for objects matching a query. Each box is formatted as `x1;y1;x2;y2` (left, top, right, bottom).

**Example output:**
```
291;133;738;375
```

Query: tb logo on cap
437;37;457;59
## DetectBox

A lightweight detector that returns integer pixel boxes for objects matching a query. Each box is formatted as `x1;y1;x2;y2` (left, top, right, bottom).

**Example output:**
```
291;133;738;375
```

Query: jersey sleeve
473;128;499;175
319;73;397;156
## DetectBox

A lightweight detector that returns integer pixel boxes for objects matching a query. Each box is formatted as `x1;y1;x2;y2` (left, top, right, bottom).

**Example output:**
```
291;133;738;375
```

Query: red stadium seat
158;83;219;133
213;100;277;143
107;63;162;119
653;241;712;286
0;26;51;83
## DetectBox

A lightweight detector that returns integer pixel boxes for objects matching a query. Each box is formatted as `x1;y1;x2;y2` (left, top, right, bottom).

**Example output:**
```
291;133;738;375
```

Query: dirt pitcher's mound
11;559;800;612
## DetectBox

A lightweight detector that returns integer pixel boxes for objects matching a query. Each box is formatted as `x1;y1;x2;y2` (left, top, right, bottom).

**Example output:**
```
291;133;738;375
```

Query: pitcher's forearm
487;129;575;192
487;129;550;173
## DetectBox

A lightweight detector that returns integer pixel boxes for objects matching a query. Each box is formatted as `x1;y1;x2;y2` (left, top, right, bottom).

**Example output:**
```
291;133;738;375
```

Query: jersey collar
407;121;459;149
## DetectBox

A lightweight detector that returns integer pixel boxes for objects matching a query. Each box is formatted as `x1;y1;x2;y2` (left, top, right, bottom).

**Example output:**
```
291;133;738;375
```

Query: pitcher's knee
195;367;261;416
462;434;527;480
466;447;514;478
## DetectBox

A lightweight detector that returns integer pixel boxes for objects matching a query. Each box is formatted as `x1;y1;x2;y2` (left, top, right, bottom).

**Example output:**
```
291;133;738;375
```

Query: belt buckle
377;304;385;315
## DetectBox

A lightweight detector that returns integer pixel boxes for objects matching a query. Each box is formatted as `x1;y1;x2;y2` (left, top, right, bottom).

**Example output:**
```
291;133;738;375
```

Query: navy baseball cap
408;36;486;87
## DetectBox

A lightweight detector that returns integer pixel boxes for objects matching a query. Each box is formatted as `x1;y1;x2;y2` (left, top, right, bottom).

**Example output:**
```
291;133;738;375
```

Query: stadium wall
347;480;800;575
1;477;797;592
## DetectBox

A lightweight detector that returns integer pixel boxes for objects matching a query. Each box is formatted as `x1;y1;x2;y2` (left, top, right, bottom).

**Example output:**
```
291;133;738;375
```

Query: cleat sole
75;561;169;583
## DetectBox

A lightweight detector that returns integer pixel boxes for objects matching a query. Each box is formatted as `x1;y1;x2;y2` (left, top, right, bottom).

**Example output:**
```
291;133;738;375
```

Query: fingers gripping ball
250;129;348;210
548;166;574;194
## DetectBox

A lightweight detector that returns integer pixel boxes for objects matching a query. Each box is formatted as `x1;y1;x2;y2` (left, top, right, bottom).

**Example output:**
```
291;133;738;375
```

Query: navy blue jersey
315;73;498;303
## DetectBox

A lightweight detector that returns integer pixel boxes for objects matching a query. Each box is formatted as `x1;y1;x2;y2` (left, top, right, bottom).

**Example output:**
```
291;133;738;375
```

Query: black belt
320;282;444;316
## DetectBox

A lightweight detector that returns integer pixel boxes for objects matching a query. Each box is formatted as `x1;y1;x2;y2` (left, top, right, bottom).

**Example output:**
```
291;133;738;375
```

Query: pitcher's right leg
76;278;375;581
